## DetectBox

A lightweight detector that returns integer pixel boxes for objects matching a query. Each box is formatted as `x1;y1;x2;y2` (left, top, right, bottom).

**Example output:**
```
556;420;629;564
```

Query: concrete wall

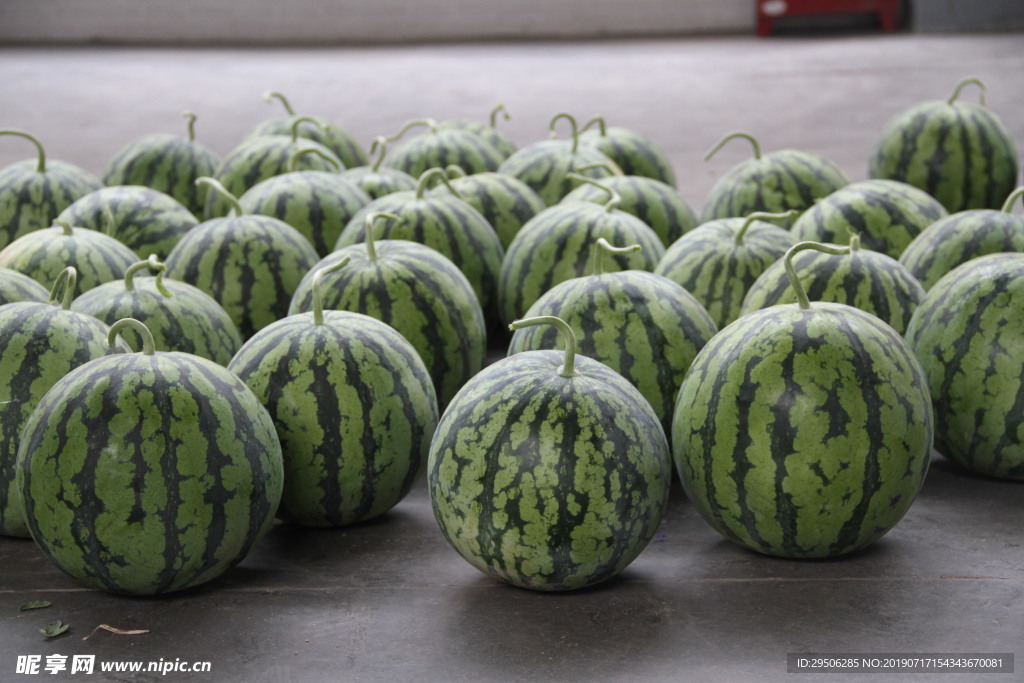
911;0;1024;32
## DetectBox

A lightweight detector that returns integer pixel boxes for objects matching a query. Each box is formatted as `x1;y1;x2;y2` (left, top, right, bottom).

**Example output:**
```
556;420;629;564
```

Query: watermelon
248;91;367;169
654;210;798;329
384;119;505;179
0;267;130;537
165;178;319;340
428;315;672;591
238;148;372;257
289;212;485;409
16;318;283;594
701;131;850;227
437;104;518;159
0;129;102;249
869;77;1020;213
508;238;716;438
561;160;698;246
579;116;677;187
899;186;1024;290
334;168;504;327
498;175;665;324
102;111;221;218
427;167;545;249
71;256;242;365
230;261;438;527
905;253;1024;479
338;136;418;201
0;266;49;305
0;220;139;293
790;179;948;259
673;241;934;558
742;234;926;335
497;113;621;205
55;185;198;259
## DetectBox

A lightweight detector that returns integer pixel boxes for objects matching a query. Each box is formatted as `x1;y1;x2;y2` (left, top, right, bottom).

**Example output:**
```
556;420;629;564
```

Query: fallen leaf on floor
20;601;52;611
40;621;69;638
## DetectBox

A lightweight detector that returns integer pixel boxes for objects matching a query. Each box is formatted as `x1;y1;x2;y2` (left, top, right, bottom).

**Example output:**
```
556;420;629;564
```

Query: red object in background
757;0;901;36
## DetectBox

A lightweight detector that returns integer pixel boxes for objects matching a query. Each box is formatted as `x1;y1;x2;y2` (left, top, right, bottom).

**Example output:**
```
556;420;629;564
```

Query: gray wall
911;0;1024;32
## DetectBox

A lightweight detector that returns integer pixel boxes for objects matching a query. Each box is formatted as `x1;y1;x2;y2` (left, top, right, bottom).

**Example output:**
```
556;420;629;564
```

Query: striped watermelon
579;116;677;187
906;253;1024;479
428;315;671;591
338;136;418;201
673;241;934;558
0;267;130;537
166;178;319;340
497;113;621;205
55;185;198;259
561;161;698;246
0;129;102;249
0;266;49;305
238;148;372;257
437;104;518;159
899;186;1024;290
499;177;665;324
72;256;242;365
248;91;367;169
334;168;504;327
230;265;438;527
102;111;221;218
508;239;716;437
701;131;850;226
17;318;283;594
790;179;948;259
654;211;798;329
0;220;139;293
427;167;546;249
742;234;926;335
384;119;505;179
869;77;1020;213
289;212;485;408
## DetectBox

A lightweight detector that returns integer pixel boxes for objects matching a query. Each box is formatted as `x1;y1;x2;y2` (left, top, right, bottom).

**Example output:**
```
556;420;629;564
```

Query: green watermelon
384;119;505;179
71;256;242;365
869;77;1020;213
230;262;437;527
906;253;1024;479
102;111;221;218
0;129;102;249
673;241;934;558
17;318;283;594
238;148;372;257
165;178;319;339
899;186;1024;290
742;234;926;335
579;116;677;187
338;136;418;201
701;131;850;226
654;211;798;329
429;315;671;591
0;266;49;305
437;104;518;158
55;185;198;259
0;267;130;537
508;238;716;438
790;179;948;259
290;212;485;409
0;220;139;293
248;91;367;169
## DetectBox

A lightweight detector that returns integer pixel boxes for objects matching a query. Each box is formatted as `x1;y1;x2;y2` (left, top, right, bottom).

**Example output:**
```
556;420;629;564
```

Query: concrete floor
1;33;1023;682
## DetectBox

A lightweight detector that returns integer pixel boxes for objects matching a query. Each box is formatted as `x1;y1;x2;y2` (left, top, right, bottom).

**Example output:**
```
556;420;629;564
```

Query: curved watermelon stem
566;172;621;213
705;131;762;162
311;256;352;326
734;210;799;245
848;233;861;252
288;147;341;173
289;116;322;144
1001;186;1024;213
263;91;297;116
509;315;580;378
444;165;468;179
0;129;47;173
417;167;463;200
947;77;986;106
386;119;437;143
784;241;852;310
182;111;198;142
47;267;77;310
124;255;172;297
549;113;581;154
108;318;157;355
589;237;641;276
579;115;608;137
490;104;510;129
195;177;245;217
364;211;400;261
368;136;389;172
575;161;623;177
53;220;74;236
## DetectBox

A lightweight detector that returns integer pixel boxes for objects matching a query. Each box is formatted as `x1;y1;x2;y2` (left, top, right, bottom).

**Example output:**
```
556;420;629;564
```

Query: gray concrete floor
1;33;1023;682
